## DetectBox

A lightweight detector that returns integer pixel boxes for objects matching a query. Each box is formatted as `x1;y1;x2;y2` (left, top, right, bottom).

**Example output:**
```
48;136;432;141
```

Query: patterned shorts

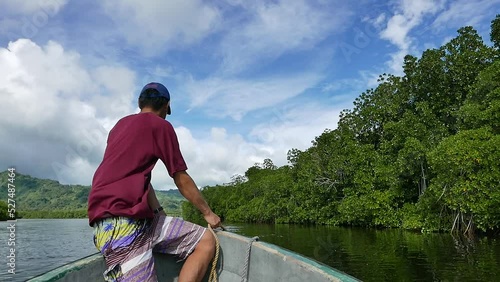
93;215;206;282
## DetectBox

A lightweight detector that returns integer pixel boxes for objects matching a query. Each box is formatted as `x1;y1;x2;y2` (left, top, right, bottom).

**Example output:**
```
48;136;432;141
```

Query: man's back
87;112;186;225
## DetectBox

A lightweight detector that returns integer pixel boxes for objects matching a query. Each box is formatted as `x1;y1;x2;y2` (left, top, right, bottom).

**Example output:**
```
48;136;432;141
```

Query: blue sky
0;0;498;189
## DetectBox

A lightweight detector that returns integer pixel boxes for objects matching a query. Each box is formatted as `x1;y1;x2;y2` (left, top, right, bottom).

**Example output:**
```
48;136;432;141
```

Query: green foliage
457;60;500;132
491;14;500;50
426;128;500;232
182;19;500;234
19;209;88;219
399;203;423;230
0;201;9;221
0;172;88;211
155;190;184;217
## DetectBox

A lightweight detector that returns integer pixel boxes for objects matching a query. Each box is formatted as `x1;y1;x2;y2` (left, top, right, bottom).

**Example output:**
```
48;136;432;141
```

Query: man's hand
174;171;221;228
204;211;221;228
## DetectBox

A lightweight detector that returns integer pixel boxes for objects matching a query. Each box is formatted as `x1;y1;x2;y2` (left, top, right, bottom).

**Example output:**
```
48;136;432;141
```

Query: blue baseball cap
140;82;171;115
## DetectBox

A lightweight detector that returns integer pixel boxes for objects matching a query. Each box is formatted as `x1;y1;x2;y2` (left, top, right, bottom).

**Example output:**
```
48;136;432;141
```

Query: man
88;82;221;282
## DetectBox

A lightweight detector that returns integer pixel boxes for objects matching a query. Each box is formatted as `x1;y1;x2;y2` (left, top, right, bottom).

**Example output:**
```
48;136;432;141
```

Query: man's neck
140;108;160;115
140;108;166;119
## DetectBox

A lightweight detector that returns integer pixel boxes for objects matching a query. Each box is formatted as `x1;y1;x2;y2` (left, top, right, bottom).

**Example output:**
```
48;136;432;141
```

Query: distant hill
156;189;184;216
0;171;185;218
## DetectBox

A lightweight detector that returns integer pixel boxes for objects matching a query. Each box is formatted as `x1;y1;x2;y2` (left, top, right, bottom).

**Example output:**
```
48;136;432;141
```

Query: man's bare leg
178;230;216;282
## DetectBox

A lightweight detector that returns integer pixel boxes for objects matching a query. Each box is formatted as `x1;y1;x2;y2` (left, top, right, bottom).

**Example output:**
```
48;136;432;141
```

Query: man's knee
198;230;216;255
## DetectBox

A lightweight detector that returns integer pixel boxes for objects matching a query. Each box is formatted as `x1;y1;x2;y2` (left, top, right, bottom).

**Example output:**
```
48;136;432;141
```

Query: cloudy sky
1;0;498;190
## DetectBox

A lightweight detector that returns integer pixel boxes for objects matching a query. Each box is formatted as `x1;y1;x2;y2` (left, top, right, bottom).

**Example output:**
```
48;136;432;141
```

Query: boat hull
28;231;359;281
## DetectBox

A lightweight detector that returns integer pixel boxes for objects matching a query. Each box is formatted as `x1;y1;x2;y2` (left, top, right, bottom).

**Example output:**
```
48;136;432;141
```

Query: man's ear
165;101;171;115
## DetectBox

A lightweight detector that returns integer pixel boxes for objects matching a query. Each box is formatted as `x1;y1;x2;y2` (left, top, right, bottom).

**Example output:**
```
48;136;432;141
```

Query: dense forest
183;16;500;234
0;171;184;219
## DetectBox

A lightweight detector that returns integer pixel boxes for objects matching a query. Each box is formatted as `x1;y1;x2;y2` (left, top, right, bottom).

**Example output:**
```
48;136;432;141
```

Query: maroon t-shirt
87;112;187;225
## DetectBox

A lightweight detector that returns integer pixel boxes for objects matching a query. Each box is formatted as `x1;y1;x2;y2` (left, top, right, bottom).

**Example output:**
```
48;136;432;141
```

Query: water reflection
313;234;342;261
229;223;500;282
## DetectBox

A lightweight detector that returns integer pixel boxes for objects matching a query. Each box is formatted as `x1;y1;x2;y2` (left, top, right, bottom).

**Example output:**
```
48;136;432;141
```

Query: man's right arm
174;171;221;228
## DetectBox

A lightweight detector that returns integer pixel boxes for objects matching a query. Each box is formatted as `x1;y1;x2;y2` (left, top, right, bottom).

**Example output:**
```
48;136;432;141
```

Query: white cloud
150;125;270;189
249;102;344;167
377;0;499;75
184;73;324;120
382;14;412;50
219;0;350;74
382;0;445;48
432;0;500;31
0;39;134;184
0;0;68;41
378;0;446;74
373;13;386;29
99;0;220;55
0;38;336;191
0;38;329;190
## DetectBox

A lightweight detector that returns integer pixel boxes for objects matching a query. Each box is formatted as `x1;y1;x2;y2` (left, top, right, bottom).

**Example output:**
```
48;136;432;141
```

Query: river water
0;219;499;281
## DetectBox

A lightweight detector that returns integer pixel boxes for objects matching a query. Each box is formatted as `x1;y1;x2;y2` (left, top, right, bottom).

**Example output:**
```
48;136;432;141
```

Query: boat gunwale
218;231;359;282
27;231;359;281
27;252;102;282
